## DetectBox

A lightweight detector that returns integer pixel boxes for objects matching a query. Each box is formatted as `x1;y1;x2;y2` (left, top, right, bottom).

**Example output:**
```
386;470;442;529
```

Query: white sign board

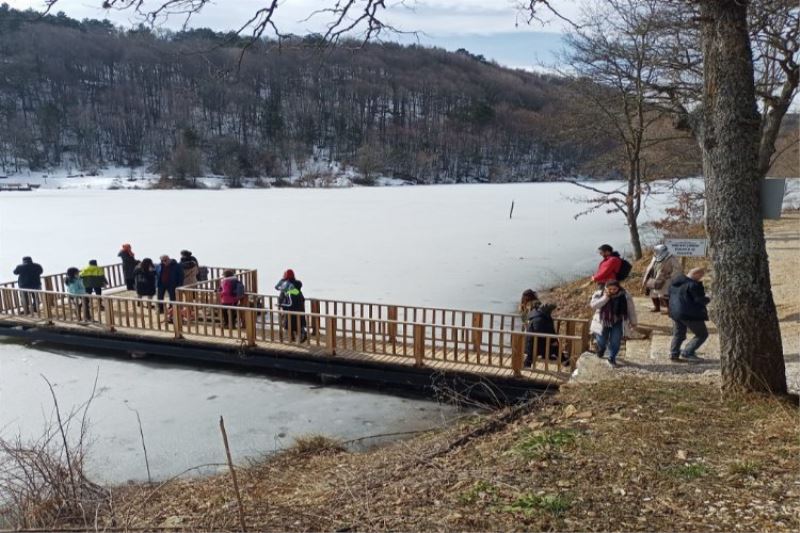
665;239;707;257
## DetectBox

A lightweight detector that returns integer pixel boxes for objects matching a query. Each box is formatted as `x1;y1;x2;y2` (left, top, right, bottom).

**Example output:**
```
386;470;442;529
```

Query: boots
649;297;661;312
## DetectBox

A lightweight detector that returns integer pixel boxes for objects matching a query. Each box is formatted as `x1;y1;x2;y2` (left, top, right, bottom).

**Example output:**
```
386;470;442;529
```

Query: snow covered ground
0;160;412;190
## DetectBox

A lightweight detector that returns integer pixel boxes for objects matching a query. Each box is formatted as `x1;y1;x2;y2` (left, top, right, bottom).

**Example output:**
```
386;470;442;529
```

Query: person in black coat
668;268;711;361
133;258;157;302
13;256;43;314
118;244;139;290
524;303;561;367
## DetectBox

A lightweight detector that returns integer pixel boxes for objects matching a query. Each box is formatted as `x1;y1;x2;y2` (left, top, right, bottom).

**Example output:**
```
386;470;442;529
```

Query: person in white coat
590;280;637;367
642;244;682;313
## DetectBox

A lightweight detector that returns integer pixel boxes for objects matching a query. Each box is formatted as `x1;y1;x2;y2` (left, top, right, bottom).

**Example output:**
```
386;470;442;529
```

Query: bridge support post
471;313;483;354
387;306;398;342
413;324;425;368
310;300;321;335
104;297;116;333
511;333;524;377
244;308;257;347
326;317;337;356
42;279;55;324
565;321;578;369
250;269;258;294
580;320;591;353
172;302;183;339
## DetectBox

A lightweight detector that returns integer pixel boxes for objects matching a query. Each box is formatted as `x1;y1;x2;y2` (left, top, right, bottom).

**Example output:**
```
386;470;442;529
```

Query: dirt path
603;212;800;391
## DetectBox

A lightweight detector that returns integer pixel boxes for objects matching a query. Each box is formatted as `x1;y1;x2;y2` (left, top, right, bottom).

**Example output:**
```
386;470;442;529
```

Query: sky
7;0;579;70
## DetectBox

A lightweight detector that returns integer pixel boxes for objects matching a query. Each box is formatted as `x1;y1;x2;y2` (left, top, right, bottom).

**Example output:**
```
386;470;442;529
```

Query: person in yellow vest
80;260;108;296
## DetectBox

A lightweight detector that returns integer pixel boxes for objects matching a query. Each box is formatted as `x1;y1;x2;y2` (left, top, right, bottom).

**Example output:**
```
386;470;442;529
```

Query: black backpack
616;258;633;281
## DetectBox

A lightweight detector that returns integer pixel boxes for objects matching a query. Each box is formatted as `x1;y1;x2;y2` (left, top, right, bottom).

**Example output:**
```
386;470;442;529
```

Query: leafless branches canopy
45;0;397;46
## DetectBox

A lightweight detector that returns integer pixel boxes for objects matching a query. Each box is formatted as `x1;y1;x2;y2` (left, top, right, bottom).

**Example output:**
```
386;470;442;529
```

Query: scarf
600;291;628;327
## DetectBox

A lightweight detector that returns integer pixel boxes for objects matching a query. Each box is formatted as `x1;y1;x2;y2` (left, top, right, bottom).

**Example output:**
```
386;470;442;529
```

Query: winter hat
89;259;98;266
283;269;295;281
22;256;32;262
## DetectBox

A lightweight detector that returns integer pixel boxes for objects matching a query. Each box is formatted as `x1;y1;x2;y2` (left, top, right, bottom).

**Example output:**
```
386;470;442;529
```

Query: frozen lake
0;183;667;483
0;183;662;309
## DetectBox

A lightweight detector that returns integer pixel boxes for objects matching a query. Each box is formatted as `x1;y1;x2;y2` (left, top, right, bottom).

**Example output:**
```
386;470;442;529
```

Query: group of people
11;248;308;339
589;242;709;365
118;245;206;311
519;242;710;369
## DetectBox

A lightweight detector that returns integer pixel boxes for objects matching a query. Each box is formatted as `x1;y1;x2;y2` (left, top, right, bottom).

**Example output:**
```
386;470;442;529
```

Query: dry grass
97;378;799;532
287;434;346;456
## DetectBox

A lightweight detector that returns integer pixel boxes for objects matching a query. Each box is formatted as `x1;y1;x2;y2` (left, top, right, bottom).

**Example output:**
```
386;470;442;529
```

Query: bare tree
524;0;797;395
561;0;694;259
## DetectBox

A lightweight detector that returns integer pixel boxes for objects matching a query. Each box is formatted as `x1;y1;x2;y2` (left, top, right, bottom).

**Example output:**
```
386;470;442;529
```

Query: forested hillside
0;5;622;184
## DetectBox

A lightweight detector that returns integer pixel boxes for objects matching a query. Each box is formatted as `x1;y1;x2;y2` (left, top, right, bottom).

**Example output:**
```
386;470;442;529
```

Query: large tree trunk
699;1;786;394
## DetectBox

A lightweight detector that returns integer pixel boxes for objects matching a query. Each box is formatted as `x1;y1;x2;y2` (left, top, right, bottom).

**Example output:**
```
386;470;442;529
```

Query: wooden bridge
0;264;590;399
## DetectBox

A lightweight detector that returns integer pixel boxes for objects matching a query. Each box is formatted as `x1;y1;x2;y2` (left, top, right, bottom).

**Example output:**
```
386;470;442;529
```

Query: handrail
0;286;583;378
0;288;581;338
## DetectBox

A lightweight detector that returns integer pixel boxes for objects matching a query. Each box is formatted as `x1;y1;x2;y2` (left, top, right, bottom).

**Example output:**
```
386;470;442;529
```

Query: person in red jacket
592;244;623;285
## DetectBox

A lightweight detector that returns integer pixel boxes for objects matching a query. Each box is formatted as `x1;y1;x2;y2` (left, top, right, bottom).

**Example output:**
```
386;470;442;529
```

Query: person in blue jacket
155;254;184;313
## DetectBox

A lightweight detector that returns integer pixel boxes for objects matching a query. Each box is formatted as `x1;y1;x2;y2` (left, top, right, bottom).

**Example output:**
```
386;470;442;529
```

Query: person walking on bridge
668;268;711;362
155;255;183;313
589;280;637;367
13;256;43;314
276;269;306;342
118;243;138;291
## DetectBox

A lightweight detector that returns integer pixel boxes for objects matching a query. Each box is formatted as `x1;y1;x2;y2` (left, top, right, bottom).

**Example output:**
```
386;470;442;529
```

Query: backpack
616;258;633;281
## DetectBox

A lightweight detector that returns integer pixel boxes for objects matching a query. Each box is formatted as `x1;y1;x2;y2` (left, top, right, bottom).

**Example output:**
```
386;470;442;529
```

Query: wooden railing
178;289;591;358
0;286;585;379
